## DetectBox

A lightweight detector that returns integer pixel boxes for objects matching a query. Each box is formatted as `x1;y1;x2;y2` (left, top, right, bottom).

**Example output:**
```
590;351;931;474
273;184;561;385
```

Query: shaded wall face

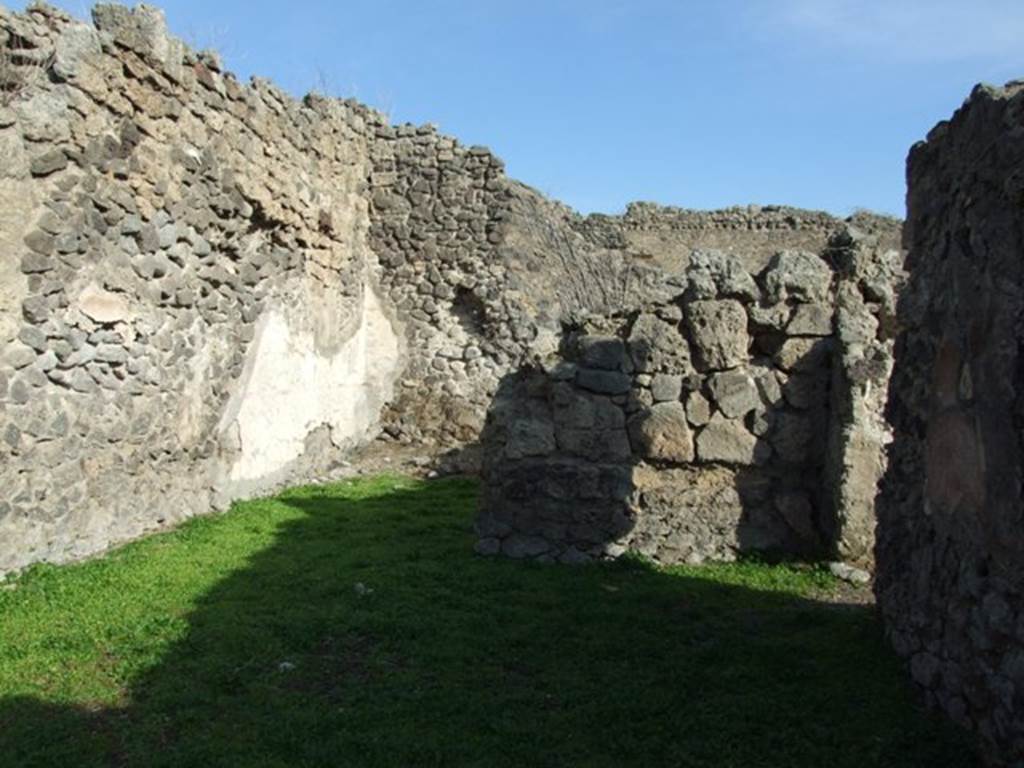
477;245;900;566
877;82;1024;767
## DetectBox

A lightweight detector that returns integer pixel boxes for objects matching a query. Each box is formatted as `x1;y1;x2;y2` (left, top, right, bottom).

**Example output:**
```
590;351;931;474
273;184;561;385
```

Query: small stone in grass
828;561;871;585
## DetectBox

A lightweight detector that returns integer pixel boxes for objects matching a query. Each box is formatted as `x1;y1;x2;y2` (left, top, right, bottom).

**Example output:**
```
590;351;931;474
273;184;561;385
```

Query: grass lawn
0;474;977;767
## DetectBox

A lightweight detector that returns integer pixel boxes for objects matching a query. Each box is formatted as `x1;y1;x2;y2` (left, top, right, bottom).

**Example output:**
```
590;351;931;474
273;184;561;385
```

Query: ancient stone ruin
0;4;1021;766
476;236;903;566
0;2;902;575
877;81;1024;768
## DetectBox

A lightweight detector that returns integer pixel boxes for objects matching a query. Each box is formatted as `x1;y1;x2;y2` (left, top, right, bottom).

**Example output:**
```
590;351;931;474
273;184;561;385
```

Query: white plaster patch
78;282;131;324
0;133;34;346
226;285;401;482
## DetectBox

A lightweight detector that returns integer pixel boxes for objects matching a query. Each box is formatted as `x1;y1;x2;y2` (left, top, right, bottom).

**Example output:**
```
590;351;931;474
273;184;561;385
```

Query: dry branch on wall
0;32;54;108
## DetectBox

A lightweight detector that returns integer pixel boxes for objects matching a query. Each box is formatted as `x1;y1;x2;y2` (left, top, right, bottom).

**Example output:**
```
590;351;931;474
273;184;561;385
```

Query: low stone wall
877;81;1024;767
476;235;902;566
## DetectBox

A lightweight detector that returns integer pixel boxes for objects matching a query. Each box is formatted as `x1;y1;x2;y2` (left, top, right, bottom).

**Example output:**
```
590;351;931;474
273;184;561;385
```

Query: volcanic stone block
24;230;55;255
708;368;760;418
770;411;815;464
30;149;68;177
782;372;826;409
775;337;832;373
762;250;832;305
685;390;712;426
501;534;551;559
627;313;692;374
787;303;832;336
18;326;47;352
575;367;631;395
20;251;54;274
686;299;749;370
579;335;628;371
628;402;694;463
696;412;764;465
552;385;597;428
557;427;631;462
685;249;760;301
505;419;556;459
650;373;683;402
774;490;818;545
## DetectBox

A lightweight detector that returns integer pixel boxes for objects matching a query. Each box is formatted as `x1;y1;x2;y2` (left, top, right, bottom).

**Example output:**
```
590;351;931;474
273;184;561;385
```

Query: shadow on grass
0;477;978;768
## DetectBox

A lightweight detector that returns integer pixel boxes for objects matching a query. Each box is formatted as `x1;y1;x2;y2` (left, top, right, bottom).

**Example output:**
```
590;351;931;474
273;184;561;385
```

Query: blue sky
21;1;1024;217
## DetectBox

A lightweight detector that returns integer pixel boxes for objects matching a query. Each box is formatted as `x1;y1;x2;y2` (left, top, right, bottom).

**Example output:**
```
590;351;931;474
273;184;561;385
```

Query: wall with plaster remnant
0;3;903;581
0;3;402;573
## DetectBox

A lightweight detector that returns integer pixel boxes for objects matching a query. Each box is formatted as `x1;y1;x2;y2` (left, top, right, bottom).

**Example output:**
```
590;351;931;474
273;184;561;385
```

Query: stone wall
825;225;903;562
577;203;888;274
0;4;403;573
0;2;904;578
476;233;903;566
367;141;904;468
5;3;1022;763
876;81;1024;767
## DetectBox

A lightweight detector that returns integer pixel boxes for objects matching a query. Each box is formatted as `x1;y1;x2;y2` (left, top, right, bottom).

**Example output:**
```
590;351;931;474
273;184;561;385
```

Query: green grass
0;474;977;767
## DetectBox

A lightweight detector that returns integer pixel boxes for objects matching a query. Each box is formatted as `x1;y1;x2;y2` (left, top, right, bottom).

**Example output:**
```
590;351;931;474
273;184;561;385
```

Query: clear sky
18;1;1024;218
